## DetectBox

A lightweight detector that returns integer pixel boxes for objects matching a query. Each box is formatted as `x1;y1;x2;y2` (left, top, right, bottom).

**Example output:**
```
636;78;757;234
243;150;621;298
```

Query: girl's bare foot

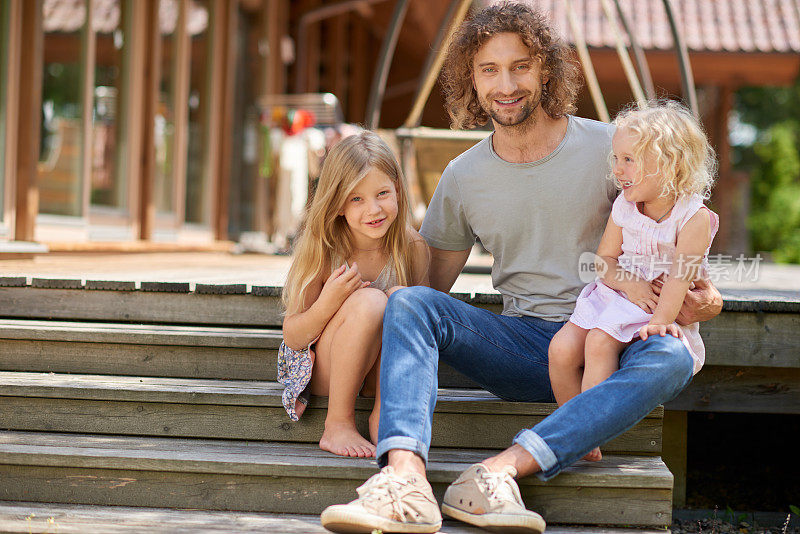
319;421;375;457
368;410;379;445
582;447;602;462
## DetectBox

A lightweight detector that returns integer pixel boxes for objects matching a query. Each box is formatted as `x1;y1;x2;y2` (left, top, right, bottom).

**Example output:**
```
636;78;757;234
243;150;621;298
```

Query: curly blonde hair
612;100;717;200
440;2;582;130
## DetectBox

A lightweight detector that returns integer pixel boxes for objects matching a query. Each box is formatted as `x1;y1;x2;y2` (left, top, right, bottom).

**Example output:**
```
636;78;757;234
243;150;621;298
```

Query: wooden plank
666;366;800;414
0;432;671;488
0;433;672;525
0;319;280;346
0;288;283;326
0;463;670;526
0;502;670;534
701;311;800;368
0;396;659;453
0;339;275;380
85;280;137;291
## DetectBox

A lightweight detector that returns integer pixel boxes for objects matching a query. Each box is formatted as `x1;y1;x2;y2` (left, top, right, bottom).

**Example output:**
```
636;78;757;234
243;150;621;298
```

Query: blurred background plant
734;77;800;263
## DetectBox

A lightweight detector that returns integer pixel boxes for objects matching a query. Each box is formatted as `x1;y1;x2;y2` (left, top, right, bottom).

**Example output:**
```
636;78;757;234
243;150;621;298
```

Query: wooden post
710;85;736;254
172;0;191;224
260;0;286;238
14;0;43;241
213;0;238;241
139;0;161;240
3;0;22;236
80;0;95;219
662;410;687;508
117;0;147;229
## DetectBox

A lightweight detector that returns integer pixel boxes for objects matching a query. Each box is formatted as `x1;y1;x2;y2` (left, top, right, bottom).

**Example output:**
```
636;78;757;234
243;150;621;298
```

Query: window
90;0;124;209
38;0;87;217
184;0;210;225
155;0;178;215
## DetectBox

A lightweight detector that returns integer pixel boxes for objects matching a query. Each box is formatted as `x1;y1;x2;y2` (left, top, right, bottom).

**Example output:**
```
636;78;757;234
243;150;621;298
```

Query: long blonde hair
282;131;414;314
612;100;717;200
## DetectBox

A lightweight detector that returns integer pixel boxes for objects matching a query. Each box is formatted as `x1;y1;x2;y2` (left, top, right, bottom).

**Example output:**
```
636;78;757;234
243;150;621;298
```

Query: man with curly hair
321;3;722;533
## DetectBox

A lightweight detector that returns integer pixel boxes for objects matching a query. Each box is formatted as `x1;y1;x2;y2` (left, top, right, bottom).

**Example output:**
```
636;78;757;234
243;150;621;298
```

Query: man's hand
639;323;683;341
651;275;722;325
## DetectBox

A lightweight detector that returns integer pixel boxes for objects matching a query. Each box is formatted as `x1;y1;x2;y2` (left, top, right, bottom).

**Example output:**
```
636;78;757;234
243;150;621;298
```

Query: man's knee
386;286;439;317
630;335;694;397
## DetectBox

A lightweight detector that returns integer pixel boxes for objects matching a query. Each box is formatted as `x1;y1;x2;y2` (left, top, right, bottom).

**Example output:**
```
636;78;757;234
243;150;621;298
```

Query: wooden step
0;319;481;388
0;501;671;533
0;372;663;454
0;432;673;527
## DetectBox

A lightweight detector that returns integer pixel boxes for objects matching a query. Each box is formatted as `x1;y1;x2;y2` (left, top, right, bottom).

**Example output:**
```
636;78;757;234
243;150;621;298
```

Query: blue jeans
377;286;694;481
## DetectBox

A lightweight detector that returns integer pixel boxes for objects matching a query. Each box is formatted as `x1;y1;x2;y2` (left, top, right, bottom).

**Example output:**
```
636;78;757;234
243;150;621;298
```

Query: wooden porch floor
1;251;799;297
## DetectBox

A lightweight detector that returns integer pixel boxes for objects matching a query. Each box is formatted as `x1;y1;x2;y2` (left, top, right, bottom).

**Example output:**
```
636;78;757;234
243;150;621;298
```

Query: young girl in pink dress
548;102;719;461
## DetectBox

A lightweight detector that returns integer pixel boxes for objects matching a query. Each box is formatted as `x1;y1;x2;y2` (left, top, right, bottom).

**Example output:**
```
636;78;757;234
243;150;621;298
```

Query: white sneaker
442;462;546;533
320;466;443;533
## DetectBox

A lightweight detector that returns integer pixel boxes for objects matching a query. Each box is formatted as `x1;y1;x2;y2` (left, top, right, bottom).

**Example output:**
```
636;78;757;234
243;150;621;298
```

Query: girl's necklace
655;204;675;223
640;202;675;223
353;246;383;252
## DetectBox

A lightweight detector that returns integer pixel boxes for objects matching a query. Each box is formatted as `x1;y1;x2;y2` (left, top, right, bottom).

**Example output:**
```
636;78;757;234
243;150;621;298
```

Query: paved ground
1;250;798;296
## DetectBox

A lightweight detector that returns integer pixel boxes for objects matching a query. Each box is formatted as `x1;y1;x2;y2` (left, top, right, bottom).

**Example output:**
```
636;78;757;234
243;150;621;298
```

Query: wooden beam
14;0;43;241
139;0;161;240
661;410;687;508
587;49;800;89
348;13;368;123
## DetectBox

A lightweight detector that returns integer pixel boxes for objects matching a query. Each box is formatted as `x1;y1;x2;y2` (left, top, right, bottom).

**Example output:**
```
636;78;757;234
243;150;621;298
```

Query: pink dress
569;193;719;374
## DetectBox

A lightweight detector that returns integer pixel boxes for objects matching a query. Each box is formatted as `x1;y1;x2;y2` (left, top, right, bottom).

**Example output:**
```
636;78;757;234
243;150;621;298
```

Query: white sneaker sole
441;503;546;534
321;506;442;533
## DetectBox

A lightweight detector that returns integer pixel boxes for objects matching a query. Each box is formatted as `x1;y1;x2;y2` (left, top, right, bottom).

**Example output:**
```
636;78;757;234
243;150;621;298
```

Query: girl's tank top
342;259;399;292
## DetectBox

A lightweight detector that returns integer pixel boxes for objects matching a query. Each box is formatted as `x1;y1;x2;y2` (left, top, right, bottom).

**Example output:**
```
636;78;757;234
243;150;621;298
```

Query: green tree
747;123;800;262
735;78;800;262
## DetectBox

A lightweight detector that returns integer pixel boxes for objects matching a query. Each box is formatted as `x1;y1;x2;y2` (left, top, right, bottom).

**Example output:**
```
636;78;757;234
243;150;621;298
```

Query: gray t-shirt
420;115;617;322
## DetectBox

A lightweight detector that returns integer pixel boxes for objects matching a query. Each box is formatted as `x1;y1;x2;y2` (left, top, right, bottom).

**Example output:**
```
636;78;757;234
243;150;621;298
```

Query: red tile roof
489;0;800;53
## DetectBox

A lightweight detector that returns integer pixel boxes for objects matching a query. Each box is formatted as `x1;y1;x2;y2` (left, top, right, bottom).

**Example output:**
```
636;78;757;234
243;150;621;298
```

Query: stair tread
0;501;670;533
0;371;662;417
0;431;672;488
0;319;280;348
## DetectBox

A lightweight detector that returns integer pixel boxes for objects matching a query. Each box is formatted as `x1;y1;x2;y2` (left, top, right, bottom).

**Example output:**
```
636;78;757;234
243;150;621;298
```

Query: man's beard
480;89;543;131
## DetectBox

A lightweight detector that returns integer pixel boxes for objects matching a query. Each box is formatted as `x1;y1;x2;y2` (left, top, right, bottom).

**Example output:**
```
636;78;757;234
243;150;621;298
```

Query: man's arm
429;246;471;293
652;276;723;325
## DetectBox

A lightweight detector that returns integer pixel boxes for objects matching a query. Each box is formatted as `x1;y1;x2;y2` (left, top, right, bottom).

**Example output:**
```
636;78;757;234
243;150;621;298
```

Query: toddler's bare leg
580;328;627;461
312;288;386;457
548;322;590;406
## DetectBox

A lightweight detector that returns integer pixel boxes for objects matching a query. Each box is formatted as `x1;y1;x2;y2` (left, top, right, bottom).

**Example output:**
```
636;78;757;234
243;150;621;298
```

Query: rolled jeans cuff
376;436;429;468
513;429;560;481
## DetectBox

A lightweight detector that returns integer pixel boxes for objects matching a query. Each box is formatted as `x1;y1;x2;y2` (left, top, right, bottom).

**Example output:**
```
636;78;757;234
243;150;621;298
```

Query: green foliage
736;78;800;263
747;122;800;262
791;504;800;516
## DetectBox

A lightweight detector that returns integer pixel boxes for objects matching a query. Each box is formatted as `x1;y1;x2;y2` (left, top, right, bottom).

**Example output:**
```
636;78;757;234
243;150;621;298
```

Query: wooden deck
0;251;797;522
